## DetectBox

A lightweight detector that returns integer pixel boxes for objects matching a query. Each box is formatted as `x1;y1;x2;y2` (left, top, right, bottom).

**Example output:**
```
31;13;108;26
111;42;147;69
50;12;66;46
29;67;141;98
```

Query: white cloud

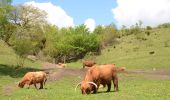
112;0;170;28
84;18;96;32
25;1;74;28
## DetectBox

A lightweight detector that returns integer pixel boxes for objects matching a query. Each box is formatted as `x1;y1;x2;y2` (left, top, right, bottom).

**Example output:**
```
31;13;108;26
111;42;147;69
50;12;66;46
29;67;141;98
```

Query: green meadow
1;28;170;100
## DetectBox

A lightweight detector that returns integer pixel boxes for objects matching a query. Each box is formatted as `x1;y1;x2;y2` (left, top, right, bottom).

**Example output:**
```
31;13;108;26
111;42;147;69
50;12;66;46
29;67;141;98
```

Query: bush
146;26;152;30
145;31;150;36
13;39;33;67
96;24;118;47
157;23;170;28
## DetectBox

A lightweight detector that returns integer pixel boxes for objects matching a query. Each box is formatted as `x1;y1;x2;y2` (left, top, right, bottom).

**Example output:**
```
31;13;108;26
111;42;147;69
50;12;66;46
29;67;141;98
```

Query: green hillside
0;40;41;68
95;28;170;70
68;28;170;70
0;40;17;65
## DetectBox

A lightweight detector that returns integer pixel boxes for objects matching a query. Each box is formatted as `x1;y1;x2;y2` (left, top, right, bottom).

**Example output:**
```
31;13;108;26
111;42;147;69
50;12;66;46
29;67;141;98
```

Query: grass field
0;28;170;99
1;74;170;100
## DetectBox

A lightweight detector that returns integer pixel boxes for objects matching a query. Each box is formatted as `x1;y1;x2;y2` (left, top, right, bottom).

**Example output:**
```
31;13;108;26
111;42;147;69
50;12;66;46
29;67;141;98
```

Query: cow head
18;82;24;88
75;81;97;94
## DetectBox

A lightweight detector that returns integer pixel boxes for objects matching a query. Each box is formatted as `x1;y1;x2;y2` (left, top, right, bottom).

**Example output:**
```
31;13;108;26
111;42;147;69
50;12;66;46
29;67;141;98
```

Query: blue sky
12;0;117;25
12;0;170;30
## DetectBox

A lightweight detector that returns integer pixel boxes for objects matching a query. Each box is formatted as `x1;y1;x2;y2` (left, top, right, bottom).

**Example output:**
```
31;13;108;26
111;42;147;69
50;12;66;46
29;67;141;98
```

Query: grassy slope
0;40;41;68
68;28;170;70
99;28;170;70
0;40;41;97
1;28;170;99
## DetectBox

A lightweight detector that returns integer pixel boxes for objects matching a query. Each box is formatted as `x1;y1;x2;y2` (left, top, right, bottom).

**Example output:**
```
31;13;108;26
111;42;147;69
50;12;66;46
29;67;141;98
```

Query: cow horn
87;82;98;89
75;82;82;92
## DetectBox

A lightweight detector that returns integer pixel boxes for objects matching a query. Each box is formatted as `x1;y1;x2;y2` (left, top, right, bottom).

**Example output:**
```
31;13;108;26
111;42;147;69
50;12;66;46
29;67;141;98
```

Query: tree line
0;2;119;67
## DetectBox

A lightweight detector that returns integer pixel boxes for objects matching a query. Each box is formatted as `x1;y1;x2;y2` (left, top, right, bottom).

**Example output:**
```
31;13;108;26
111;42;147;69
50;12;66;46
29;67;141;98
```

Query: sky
12;0;170;31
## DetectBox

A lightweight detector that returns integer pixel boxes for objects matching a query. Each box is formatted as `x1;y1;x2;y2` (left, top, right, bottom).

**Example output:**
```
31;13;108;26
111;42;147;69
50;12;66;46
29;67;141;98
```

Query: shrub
13;39;33;67
146;26;152;30
157;23;170;28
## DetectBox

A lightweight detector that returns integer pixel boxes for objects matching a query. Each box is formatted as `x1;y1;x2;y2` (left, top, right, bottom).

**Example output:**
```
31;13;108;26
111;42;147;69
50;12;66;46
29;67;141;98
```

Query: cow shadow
0;64;41;78
95;90;118;94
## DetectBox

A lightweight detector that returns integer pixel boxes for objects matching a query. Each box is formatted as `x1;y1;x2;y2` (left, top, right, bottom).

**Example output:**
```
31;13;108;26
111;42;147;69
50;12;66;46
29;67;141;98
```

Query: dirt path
125;69;170;80
42;62;170;81
2;62;170;95
41;62;88;81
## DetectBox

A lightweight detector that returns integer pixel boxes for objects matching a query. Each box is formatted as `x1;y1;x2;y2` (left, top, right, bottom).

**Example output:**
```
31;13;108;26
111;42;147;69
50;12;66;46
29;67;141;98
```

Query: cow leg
44;78;47;86
92;84;97;94
34;83;37;89
39;82;43;89
28;82;32;89
93;87;97;94
27;84;30;89
97;82;100;90
113;76;119;92
27;81;32;89
106;82;111;92
30;80;37;89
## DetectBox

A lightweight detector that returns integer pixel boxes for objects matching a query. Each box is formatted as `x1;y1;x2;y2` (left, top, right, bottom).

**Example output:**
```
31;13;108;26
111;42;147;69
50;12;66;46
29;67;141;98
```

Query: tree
0;0;12;4
10;5;47;27
70;24;90;35
10;5;47;54
157;23;170;28
14;37;33;67
94;25;104;35
43;24;101;63
0;0;14;44
9;5;47;67
98;24;118;47
43;25;59;62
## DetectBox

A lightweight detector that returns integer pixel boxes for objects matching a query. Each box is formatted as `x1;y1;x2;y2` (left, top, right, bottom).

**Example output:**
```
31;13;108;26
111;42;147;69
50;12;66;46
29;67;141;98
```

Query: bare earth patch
125;69;170;80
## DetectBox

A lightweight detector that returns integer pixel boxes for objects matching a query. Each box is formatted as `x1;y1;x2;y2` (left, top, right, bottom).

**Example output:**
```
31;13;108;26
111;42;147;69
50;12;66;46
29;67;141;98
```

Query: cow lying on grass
82;60;96;68
18;71;47;89
75;64;125;94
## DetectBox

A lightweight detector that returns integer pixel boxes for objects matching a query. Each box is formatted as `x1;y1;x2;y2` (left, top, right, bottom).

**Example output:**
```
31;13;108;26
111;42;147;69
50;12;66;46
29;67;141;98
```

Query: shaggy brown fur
18;71;47;89
82;60;96;68
76;64;125;94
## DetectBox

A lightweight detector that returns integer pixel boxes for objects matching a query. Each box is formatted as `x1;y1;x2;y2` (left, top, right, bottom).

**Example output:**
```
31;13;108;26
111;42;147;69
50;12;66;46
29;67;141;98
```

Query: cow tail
116;67;126;72
44;74;47;85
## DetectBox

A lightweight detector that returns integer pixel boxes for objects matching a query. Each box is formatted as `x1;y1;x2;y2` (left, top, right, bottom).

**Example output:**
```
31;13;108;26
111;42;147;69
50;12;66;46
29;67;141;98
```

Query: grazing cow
75;64;125;94
58;63;67;68
18;71;47;89
82;60;96;68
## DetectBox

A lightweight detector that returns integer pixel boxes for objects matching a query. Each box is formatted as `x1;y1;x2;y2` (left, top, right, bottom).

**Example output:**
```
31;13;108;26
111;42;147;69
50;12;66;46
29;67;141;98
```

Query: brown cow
18;71;47;89
58;63;67;68
75;64;125;94
82;60;96;68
